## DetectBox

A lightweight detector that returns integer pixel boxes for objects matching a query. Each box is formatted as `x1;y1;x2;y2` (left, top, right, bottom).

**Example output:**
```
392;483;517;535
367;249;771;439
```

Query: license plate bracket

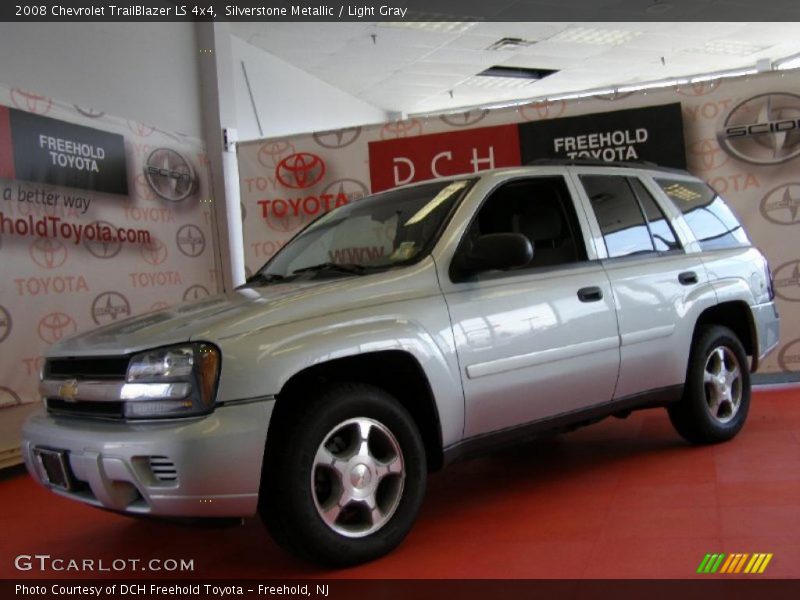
34;448;74;491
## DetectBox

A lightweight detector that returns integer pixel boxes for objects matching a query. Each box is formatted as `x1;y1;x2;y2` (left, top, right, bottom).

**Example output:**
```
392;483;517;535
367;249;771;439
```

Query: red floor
2;387;799;579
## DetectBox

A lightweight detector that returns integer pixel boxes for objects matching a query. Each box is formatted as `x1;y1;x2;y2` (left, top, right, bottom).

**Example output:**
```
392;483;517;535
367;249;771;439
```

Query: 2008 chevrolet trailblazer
23;162;780;565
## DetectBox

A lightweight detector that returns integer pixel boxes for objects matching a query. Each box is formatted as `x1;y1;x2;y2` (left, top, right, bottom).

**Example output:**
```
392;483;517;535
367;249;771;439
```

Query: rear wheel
668;325;750;444
259;383;426;566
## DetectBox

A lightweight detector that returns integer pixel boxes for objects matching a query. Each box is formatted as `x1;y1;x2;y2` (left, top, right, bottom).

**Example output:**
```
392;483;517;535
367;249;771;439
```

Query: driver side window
466;176;588;271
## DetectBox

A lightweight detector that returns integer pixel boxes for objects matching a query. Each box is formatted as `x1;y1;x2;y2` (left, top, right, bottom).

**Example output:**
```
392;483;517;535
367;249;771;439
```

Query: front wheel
668;325;751;444
259;383;427;566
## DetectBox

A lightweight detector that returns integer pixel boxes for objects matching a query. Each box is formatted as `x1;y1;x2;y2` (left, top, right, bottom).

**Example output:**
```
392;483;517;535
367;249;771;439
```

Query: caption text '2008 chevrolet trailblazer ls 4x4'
23;162;780;565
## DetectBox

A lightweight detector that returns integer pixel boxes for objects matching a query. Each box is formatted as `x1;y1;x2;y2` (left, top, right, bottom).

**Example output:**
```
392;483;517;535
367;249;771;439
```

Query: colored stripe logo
697;553;773;574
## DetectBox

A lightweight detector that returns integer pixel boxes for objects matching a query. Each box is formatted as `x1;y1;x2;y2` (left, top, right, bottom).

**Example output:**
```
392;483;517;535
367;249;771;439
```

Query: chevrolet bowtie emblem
59;379;79;403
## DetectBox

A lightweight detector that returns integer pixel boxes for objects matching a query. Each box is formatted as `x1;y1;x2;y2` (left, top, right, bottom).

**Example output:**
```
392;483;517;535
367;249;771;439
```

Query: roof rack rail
524;158;689;174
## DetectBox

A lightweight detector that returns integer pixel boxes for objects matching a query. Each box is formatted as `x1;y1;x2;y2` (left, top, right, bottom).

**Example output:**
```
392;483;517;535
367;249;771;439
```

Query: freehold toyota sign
0;104;128;195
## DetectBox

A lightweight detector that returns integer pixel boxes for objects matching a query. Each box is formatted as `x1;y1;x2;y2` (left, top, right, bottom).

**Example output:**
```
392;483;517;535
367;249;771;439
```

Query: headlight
123;343;220;419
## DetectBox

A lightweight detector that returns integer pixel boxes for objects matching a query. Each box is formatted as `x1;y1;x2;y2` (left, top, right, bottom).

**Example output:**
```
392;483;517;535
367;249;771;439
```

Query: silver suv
23;162;780;566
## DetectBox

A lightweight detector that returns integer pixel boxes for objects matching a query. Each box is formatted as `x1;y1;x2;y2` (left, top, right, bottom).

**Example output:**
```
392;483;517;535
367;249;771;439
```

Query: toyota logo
150;301;170;312
10;88;52;115
30;238;68;269
128;120;156;137
140;237;168;266
593;91;634;102
144;148;198;202
183;285;210;301
440;110;489;128
0;386;22;408
687;138;730;172
134;172;159;202
0;305;11;344
518;100;566;122
718;92;800;165
313;127;362;149
38;312;77;344
773;260;800;302
83;220;123;259
74;105;105;119
676;81;722;97
176;224;206;257
91;292;132;325
322;178;368;204
760;183;800;225
275;153;326;189
380;119;423;140
257;140;295;168
778;338;800;373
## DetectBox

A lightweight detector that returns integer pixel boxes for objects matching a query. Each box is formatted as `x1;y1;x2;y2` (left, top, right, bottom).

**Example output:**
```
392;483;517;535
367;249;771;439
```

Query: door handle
678;271;698;286
577;286;603;302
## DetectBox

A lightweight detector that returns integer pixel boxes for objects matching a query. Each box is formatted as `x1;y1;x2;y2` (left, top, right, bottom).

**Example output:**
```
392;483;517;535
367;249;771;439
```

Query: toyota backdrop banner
0;106;128;195
0;84;219;416
238;69;800;374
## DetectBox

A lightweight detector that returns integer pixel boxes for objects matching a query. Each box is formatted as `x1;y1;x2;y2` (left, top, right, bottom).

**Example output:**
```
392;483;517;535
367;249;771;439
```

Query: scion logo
773;260;800;302
176;224;206;257
518;100;566;122
37;312;77;344
687;138;730;172
91;292;132;325
30;238;68;270
127;120;156;137
676;80;721;97
275;153;326;189
380;119;423;140
10;88;52;115
778;338;800;372
313;127;362;149
140;237;168;266
73;105;105;119
440;110;489;127
718;93;800;165
183;285;210;301
83;220;122;259
760;183;800;225
322;178;368;204
0;386;22;408
257;140;295;169
0;305;11;343
144;148;198;202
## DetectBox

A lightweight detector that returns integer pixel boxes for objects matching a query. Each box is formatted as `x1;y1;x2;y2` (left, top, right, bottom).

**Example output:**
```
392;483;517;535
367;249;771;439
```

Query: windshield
249;179;473;282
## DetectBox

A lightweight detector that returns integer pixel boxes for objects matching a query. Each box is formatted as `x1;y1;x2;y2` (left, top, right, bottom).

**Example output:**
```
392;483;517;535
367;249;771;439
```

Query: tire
668;325;751;444
259;382;427;566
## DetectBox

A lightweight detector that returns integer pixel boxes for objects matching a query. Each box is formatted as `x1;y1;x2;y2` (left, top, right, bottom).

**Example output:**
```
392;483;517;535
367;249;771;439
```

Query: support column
195;21;245;292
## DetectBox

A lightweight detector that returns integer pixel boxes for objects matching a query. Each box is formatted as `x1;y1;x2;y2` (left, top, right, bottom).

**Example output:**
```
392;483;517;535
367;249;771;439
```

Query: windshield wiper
242;272;287;286
292;262;367;276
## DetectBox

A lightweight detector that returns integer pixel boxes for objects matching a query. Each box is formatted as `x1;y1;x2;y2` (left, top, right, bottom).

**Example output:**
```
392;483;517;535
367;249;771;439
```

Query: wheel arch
266;350;445;473
692;301;758;370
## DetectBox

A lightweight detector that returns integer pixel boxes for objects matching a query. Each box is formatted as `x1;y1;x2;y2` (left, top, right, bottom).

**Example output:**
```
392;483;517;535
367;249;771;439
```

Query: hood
47;260;441;357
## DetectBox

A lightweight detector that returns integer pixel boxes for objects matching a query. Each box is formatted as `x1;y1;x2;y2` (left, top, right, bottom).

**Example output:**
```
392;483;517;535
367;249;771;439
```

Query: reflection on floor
2;387;799;579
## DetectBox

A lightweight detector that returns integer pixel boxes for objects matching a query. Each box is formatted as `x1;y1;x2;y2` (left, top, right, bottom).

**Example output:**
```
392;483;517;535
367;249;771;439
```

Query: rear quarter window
654;179;750;250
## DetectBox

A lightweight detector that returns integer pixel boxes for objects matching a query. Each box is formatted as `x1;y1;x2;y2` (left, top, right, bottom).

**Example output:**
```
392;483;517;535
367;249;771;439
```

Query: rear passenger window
629;178;681;252
581;175;654;258
655;179;750;250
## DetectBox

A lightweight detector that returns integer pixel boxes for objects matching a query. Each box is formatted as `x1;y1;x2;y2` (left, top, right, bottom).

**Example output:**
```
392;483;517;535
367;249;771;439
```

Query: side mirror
452;233;533;280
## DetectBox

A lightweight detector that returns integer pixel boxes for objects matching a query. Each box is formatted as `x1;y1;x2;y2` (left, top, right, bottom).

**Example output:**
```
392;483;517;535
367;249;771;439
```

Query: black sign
5;106;128;195
519;103;686;170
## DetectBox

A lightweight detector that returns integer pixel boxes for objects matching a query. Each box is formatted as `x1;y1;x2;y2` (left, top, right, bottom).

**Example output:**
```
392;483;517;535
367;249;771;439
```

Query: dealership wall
0;22;203;139
238;69;800;376
230;36;388;141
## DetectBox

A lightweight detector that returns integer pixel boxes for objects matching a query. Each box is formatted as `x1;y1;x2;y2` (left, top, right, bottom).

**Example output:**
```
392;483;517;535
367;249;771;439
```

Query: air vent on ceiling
477;65;558;81
486;37;537;51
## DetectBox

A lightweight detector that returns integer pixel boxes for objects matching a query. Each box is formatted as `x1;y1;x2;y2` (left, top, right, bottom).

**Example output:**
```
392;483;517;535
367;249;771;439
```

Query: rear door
572;169;710;399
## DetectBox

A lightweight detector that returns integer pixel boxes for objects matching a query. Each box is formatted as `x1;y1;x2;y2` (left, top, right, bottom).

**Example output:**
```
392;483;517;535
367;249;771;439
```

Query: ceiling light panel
690;39;771;56
378;20;477;35
461;76;539;89
549;26;642;46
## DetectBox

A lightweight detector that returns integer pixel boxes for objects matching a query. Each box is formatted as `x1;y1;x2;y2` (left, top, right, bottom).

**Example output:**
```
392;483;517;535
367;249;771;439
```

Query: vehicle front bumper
21;399;274;517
